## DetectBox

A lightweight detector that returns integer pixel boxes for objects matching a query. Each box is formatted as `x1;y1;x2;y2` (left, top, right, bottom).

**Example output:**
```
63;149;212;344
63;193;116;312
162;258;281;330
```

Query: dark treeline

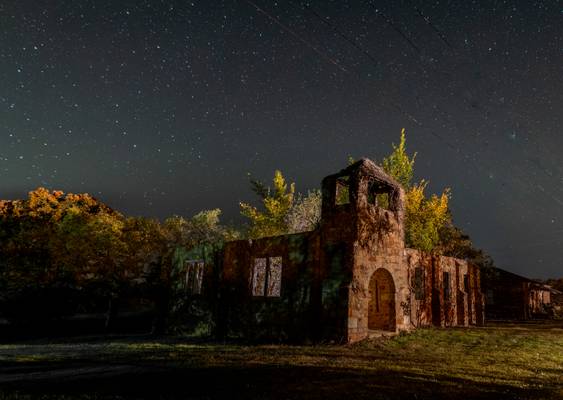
0;189;237;337
0;131;499;338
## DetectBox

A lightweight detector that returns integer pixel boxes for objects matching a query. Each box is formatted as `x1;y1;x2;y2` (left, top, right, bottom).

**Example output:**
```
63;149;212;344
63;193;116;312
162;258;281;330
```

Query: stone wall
482;267;530;320
403;250;484;331
348;207;410;342
405;249;433;327
218;231;320;341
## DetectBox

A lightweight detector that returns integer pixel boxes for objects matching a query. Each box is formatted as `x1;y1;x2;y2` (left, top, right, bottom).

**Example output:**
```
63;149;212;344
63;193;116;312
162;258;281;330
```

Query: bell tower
318;158;409;342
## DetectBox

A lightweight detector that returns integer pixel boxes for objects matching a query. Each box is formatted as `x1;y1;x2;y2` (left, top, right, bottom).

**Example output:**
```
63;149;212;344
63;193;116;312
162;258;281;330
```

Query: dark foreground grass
0;321;561;399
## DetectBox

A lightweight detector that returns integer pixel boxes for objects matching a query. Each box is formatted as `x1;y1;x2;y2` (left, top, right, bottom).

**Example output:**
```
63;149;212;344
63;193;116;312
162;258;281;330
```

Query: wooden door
368;268;396;331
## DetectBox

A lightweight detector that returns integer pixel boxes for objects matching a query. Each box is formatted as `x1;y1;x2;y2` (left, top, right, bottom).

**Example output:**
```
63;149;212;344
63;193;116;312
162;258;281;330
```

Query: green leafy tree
380;129;492;263
164;209;239;252
286;189;322;233
381;129;451;253
404;181;451;252
240;170;295;238
437;223;480;259
0;187;240;333
0;188;130;326
382;128;417;189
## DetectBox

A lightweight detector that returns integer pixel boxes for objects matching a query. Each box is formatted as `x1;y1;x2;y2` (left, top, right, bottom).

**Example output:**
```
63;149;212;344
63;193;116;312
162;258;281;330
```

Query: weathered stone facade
188;159;485;343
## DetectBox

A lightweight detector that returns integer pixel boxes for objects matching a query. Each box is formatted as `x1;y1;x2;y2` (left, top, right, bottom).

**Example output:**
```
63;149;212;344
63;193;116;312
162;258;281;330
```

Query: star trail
1;0;562;277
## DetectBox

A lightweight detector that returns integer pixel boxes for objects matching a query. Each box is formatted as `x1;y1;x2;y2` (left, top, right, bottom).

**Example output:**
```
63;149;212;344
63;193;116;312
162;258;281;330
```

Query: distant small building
550;287;563;317
551;287;563;305
482;267;558;320
176;159;485;343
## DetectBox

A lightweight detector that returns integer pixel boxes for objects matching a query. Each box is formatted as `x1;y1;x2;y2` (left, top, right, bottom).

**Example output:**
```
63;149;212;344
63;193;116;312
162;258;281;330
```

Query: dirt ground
0;321;562;400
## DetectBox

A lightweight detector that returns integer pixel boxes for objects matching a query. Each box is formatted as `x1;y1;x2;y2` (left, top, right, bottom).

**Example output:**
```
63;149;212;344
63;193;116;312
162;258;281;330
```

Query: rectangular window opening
185;263;193;292
463;274;469;293
335;176;351;205
251;257;267;296
193;261;204;295
413;267;425;300
251;256;283;297
368;181;392;210
267;256;282;297
443;271;451;300
184;260;205;295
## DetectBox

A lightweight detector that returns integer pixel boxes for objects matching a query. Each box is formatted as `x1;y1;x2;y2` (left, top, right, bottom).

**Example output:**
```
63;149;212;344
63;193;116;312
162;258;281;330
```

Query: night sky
1;1;562;278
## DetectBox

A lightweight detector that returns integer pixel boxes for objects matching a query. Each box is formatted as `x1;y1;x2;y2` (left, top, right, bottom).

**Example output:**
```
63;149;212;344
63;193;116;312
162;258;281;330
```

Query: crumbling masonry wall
482;267;552;321
405;250;484;329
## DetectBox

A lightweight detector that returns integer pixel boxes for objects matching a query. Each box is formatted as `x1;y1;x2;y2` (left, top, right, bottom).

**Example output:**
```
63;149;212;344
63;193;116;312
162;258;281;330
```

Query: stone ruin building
482;267;560;320
181;159;485;343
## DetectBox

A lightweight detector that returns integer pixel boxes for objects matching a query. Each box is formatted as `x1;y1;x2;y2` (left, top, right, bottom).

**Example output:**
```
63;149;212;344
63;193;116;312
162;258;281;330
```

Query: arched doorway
368;268;396;331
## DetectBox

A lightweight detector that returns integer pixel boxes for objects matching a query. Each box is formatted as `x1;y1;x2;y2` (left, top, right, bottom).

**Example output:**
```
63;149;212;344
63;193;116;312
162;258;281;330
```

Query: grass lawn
0;321;561;399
